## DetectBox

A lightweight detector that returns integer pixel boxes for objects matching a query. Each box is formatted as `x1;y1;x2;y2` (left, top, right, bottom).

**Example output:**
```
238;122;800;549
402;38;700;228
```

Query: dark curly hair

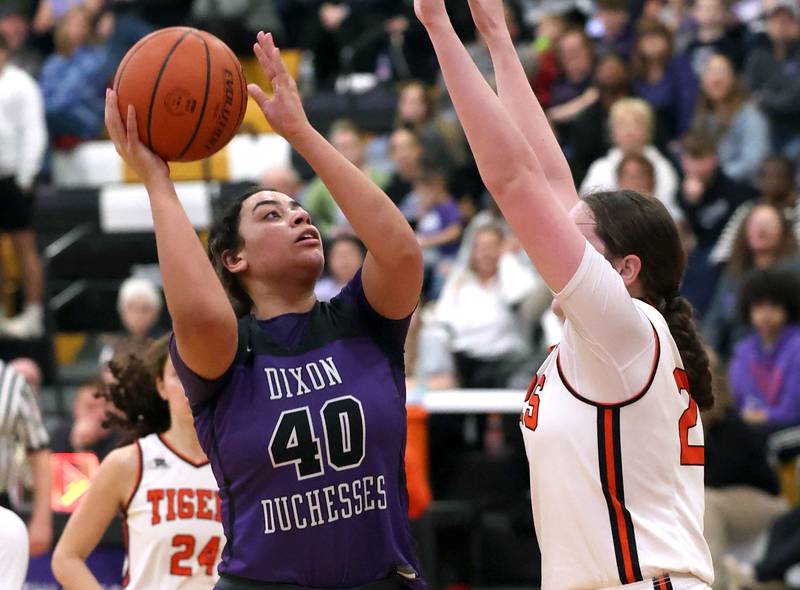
102;335;171;439
583;190;714;410
207;187;265;317
737;267;800;324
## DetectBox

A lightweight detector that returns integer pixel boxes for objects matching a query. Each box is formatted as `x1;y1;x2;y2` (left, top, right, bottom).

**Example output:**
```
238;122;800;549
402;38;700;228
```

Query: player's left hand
28;513;52;557
248;31;310;142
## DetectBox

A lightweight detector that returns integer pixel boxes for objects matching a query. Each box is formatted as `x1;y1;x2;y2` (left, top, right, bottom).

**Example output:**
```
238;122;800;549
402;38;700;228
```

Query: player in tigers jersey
416;0;714;589
53;336;223;589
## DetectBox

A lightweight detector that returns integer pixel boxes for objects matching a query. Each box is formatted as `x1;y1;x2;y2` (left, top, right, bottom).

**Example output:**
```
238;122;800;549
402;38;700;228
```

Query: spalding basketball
113;27;248;162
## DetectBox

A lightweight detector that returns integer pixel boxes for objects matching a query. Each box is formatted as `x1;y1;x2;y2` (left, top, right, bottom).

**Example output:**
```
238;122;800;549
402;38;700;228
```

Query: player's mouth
295;228;321;246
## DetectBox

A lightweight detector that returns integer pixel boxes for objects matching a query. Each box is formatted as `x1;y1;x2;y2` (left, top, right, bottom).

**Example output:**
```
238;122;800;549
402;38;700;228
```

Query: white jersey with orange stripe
122;433;223;590
519;244;713;590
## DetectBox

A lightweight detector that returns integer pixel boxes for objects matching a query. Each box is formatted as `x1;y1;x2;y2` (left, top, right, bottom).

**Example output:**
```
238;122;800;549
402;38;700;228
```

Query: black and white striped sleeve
14;380;49;452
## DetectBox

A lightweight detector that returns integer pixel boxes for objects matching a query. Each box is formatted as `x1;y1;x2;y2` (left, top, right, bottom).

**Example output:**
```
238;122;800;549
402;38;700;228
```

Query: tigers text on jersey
170;270;423;588
519;244;713;590
123;433;223;590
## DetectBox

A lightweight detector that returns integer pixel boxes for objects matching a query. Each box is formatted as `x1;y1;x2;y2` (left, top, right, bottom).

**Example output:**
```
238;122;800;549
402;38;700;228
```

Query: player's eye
263;211;280;220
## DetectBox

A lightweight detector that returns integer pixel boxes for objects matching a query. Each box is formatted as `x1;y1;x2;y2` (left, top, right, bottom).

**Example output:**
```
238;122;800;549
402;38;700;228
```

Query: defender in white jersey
521;243;713;590
53;336;223;589
416;2;715;589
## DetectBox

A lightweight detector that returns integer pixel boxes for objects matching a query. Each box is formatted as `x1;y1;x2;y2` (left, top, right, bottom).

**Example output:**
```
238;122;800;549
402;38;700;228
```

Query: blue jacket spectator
631;22;697;146
39;5;149;143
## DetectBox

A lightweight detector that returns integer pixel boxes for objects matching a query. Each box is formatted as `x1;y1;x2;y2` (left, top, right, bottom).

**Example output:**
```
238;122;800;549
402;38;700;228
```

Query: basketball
113;27;248;162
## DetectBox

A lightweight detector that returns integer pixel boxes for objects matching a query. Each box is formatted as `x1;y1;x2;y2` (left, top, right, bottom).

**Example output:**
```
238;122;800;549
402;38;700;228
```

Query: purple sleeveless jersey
170;270;425;588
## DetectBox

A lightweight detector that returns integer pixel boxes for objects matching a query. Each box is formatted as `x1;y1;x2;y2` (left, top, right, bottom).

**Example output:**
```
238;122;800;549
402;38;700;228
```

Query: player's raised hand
248;31;310;142
414;0;450;28
467;0;509;40
104;89;169;187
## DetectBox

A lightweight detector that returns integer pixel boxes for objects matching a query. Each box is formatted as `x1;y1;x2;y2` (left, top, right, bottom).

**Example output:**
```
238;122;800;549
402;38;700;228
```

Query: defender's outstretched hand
104;90;169;186
248;31;310;141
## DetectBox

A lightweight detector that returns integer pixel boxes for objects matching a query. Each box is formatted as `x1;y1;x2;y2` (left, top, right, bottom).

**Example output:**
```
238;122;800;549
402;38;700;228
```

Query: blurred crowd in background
1;0;800;588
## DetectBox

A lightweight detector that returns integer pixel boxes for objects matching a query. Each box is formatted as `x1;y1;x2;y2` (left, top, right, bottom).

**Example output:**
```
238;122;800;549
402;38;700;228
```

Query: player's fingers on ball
104;90;120;133
125;105;140;147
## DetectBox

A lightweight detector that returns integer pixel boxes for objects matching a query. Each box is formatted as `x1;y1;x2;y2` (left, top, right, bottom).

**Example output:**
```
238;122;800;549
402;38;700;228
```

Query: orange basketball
113;27;248;162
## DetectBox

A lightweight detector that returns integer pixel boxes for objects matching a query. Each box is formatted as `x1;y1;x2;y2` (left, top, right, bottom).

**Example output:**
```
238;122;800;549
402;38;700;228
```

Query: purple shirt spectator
634;54;698;143
416;199;462;258
729;325;800;427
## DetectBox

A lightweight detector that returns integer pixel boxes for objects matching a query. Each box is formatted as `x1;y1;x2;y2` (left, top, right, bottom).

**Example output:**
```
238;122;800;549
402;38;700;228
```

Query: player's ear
222;248;247;274
155;376;168;401
617;254;642;287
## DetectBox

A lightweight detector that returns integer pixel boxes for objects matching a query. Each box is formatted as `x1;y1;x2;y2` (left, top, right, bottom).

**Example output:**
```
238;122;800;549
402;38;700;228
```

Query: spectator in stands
590;0;635;58
724;507;800;590
757;156;800;225
396;81;467;180
191;0;285;55
529;13;567;108
259;164;303;200
682;0;747;76
744;0;800;159
616;152;657;195
50;378;118;459
314;234;366;302
411;163;462;297
384;125;424;205
0;4;41;75
300;118;389;237
31;0;101;35
39;5;109;142
710;156;800;267
0;359;51;557
9;357;43;393
39;4;149;144
434;224;537;389
98;276;163;367
0;34;47;340
703;350;788;590
631;21;697;147
678;130;755;316
547;28;595;112
704;203;799;360
691;53;770;182
657;0;695;50
306;2;436;89
729;267;800;429
580;98;680;218
568;52;631;185
406;307;456;394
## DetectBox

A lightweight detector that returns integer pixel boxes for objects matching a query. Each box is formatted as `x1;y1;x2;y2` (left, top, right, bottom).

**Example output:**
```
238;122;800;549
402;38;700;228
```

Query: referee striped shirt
0;360;49;493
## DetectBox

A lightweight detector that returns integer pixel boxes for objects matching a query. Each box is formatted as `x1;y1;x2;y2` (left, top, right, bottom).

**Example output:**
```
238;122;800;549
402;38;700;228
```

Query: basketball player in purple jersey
104;31;425;590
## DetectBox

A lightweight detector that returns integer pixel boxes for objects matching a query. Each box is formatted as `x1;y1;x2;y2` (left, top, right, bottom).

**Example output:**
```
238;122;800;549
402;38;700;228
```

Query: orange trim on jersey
653;574;673;590
157;433;210;468
597;407;642;584
604;410;636;583
557;321;660;408
124;441;144;512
